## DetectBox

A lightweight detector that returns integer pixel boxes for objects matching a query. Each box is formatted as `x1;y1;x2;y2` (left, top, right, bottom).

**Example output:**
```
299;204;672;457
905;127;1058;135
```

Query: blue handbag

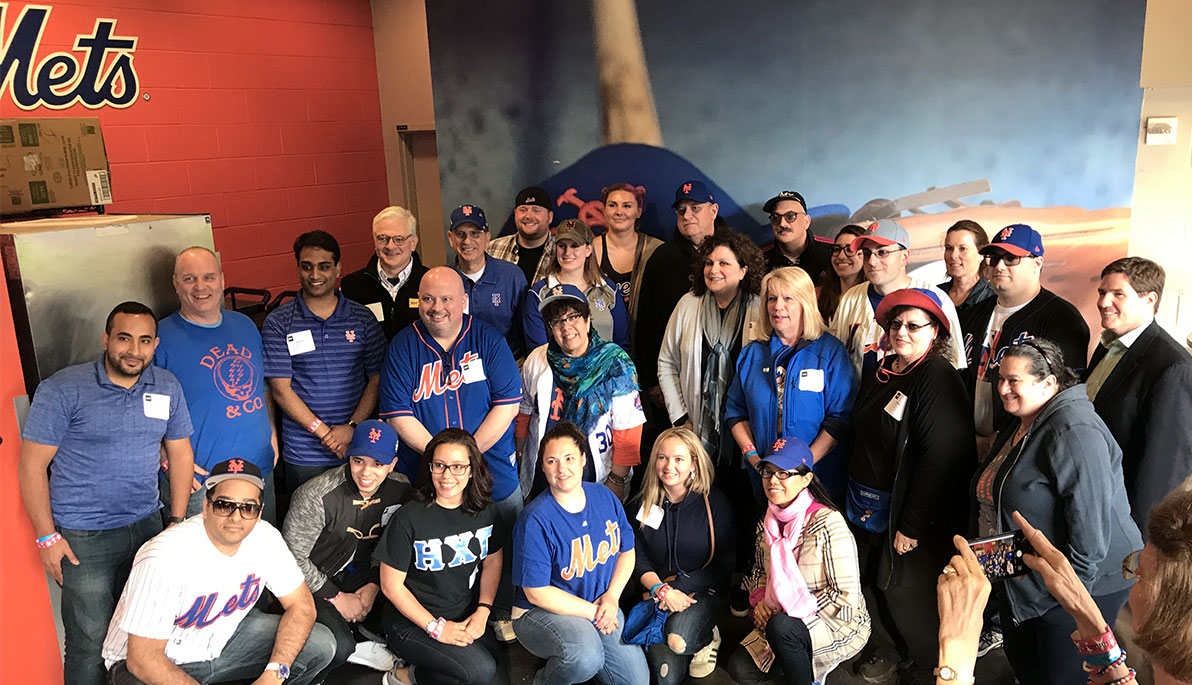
846;479;892;534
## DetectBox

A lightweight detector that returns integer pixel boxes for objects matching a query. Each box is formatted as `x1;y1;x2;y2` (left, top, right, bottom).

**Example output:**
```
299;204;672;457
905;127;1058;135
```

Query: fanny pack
846;479;892;534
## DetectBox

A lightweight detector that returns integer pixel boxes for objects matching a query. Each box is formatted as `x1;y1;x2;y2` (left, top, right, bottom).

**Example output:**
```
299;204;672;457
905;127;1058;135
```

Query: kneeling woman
512;421;648;685
726;438;870;684
376;429;509;685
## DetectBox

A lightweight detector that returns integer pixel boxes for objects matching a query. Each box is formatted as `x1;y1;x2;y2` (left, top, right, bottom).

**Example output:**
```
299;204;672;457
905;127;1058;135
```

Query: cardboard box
0;117;112;215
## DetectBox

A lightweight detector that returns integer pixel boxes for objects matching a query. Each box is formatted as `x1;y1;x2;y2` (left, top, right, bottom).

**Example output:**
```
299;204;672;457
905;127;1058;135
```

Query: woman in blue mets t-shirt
511;421;647;685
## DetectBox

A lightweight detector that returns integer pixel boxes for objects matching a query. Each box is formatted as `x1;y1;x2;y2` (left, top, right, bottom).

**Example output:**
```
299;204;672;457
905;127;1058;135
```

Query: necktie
1086;339;1126;400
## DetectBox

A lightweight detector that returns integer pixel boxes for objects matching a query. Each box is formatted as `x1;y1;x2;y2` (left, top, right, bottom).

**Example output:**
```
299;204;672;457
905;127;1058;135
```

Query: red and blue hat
672;180;715;208
449;204;488;233
874;287;952;337
981;223;1044;258
849;219;910;251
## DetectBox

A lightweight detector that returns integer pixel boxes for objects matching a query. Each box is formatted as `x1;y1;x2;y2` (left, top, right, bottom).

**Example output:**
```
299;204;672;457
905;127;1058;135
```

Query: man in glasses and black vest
342;206;429;341
102;459;336;685
760;190;834;284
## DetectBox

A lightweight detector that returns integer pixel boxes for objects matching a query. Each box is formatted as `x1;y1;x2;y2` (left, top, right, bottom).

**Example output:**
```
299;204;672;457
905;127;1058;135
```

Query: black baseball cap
515;186;552;210
763;190;807;214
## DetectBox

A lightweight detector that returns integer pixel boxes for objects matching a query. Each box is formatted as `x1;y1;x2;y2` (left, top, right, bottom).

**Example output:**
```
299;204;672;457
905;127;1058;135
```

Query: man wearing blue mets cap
448;204;529;356
960;223;1089;441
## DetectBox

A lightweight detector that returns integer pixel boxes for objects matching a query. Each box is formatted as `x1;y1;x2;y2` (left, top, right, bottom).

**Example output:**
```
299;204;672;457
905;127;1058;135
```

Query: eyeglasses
429;462;471;475
888;320;933;333
1122;550;1141;580
860;247;905;260
759;467;798;481
451;229;487;241
830;245;858;256
768;211;806;226
375;234;413;246
208;497;263;519
983;252;1023;267
548;313;585;330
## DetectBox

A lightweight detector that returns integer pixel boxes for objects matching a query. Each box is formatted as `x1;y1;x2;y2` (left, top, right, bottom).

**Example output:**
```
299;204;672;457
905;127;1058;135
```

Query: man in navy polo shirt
379;266;523;639
263;230;387;495
447;203;528;357
156;246;280;522
18;301;196;685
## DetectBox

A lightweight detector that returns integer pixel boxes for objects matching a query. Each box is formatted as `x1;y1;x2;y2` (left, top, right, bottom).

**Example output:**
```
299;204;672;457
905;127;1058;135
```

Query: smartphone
966;530;1034;580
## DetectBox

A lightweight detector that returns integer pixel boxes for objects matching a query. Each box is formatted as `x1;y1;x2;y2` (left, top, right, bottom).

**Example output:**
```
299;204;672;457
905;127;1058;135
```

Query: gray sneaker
977;627;1004;657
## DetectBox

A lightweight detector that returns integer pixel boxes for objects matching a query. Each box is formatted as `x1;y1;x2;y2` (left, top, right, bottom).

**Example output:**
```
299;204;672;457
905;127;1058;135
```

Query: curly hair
690;231;764;297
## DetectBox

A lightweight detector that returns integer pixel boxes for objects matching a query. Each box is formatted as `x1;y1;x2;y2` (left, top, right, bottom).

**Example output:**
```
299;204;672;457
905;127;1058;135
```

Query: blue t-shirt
156;311;274;477
22;359;193;530
262;293;386;466
378;314;522;500
512;482;635;609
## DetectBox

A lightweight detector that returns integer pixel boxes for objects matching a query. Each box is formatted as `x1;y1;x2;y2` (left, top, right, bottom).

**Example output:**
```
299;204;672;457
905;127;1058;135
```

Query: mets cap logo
772;438;787;451
551;285;564;297
462;205;473;216
682;182;692;194
999;227;1014;240
228;459;245;473
368;428;382;443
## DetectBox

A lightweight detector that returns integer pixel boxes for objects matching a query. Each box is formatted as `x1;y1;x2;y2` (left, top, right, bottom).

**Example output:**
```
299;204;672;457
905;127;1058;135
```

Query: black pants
726;613;814;684
855;530;940;669
999;586;1130;685
383;605;510;685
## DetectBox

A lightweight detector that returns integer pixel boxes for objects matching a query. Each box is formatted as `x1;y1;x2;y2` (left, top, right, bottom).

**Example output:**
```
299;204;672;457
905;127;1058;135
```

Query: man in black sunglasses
102;459;336;684
760;190;833;284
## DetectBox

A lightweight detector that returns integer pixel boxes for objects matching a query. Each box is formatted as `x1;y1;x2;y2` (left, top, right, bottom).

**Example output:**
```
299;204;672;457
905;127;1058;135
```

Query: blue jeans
160;470;277;524
489;488;523;618
514;607;648;685
106;608;335;685
645;591;726;685
284;461;337;497
60;513;162;685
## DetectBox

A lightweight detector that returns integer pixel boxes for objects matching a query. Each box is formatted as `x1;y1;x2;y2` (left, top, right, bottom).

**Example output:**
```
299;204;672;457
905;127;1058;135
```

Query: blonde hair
758;267;826;341
372;206;418;237
636;428;715;515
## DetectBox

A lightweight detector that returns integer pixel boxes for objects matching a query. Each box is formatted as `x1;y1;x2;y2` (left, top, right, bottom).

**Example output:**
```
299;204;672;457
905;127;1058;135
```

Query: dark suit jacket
1087;319;1192;537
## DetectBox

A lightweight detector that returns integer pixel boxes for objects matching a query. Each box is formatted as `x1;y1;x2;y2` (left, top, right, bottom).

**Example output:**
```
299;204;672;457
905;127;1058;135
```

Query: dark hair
885;304;955;365
293;230;341;264
105;301;157;334
945;219;989;248
600;182;645;209
818;224;870;321
1001;338;1079;391
207;479;264;502
791;464;838;511
537;421;592;470
1101;257;1165;312
1137;487;1192;679
691;231;764;297
540;297;590;326
415;428;492;516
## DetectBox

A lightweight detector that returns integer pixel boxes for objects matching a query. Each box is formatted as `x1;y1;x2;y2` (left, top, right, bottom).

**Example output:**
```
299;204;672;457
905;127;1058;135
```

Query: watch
168;516;186;524
347;420;358;428
933;666;974;683
265;662;290;680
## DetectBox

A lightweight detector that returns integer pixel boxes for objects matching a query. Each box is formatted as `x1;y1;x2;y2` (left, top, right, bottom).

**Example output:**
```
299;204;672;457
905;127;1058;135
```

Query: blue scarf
547;330;639;436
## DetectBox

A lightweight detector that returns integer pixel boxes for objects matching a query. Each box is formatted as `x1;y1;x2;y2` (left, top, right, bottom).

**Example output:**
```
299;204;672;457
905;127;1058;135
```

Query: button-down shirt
378;258;415;301
456;254;528;354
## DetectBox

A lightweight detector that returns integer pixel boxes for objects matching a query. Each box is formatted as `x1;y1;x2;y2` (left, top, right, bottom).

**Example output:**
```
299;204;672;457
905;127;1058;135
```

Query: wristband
605;472;627;487
168;516;186;524
1103;669;1136;685
1084;644;1123;667
649;582;665;599
36;532;62;549
427;617;445;640
657;584;672;602
1073;626;1117;655
307;418;323;434
476;602;492;610
329;592;343;602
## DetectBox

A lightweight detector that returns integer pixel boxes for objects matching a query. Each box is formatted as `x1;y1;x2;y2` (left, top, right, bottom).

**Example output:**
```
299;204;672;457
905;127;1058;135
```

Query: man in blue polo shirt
18;301;196;685
447;203;528;357
263;230;387;495
379;266;523;639
157;246;280;522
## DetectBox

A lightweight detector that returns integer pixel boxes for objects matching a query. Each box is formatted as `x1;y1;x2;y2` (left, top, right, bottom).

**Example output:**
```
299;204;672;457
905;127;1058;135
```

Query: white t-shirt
461;265;486;315
102;516;304;668
973;301;1028;435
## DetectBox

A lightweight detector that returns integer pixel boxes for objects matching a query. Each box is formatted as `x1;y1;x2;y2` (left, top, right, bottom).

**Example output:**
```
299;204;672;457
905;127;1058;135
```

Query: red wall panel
0;0;387;290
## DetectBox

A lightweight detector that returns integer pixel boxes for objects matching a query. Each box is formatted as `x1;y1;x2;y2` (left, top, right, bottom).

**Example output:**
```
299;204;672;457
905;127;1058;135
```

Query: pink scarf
762;489;822;619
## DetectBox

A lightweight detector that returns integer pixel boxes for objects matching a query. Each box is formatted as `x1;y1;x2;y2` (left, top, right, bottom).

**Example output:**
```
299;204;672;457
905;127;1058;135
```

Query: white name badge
286;329;316;356
884;391;908;422
461;358;486;384
143;393;170;420
366;301;385;322
798;368;825;392
636;504;664;530
381;504;401;527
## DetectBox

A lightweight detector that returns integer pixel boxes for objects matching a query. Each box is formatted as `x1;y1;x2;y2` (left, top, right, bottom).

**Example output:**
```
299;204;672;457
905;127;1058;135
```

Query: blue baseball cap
981;223;1044;258
449;204;488;233
850;219;910;251
760;437;814;472
537;282;586;312
347;420;398;463
672;180;715;208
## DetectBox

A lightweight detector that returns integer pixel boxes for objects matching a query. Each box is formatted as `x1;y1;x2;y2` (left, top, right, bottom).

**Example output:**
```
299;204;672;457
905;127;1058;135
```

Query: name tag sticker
798;368;825;392
408;298;420;308
143;393;170;420
884;391;908;422
461;358;486;384
366;302;385;322
637;504;664;530
286;329;316;356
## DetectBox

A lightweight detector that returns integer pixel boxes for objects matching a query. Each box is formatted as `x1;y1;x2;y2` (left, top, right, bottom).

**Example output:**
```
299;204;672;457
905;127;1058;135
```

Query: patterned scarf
547;329;639;436
699;291;747;457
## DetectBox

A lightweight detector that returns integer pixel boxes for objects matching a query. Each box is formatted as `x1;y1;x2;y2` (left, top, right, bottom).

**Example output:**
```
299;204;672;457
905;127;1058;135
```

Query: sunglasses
983;252;1024;267
208;497;263;519
887;320;933;333
768;211;806;226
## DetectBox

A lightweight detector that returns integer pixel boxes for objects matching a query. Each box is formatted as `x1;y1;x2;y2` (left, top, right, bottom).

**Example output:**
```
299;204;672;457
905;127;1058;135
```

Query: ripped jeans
645;591;726;685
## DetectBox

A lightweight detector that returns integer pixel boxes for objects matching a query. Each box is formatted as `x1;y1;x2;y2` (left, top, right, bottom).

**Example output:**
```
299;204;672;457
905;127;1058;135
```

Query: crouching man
102;459;335;684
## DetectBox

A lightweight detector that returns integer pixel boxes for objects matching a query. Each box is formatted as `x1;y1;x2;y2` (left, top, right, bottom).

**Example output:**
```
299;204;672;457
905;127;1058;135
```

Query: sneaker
729;587;751;618
346;640;397;672
384;665;411;685
977;627;1004;657
689;626;721;678
492;618;517;643
856;655;897;683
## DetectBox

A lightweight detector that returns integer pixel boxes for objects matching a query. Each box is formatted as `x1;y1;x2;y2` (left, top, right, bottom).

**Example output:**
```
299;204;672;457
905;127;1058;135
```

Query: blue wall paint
426;0;1145;232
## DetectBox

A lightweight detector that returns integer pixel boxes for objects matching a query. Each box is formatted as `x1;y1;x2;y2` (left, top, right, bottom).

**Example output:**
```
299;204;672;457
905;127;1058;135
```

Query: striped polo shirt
262;292;385;466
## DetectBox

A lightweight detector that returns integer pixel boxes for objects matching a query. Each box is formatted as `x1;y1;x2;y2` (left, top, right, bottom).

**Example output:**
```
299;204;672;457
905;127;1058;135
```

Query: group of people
17;177;1192;685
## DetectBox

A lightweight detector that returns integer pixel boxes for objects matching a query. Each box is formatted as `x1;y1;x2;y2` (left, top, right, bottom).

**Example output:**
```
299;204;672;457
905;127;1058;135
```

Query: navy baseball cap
449;204;488;233
763;190;808;214
672;180;715;208
205;458;265;491
515;186;553;210
347;420;398;463
759;437;814;472
981;223;1044;258
537;283;587;312
850;219;910;251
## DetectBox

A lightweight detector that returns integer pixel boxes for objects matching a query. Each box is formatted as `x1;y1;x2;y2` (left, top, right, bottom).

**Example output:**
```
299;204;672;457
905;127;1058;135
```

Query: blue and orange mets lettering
413;352;480;401
979;331;1033;381
174;574;261;629
413;525;494;571
549;387;564;421
0;5;140;110
559;519;621;581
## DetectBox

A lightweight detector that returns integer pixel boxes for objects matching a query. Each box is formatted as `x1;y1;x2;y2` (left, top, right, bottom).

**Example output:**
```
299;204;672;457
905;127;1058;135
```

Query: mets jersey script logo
174;574;261;629
413;351;481;401
560;520;621;581
413;525;494;571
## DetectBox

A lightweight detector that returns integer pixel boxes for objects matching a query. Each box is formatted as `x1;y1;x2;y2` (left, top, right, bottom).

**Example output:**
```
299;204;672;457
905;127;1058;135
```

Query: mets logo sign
0;5;140;110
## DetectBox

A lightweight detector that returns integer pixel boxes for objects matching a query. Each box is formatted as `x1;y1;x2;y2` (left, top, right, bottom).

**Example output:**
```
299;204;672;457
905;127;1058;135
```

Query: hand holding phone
966;530;1035;581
